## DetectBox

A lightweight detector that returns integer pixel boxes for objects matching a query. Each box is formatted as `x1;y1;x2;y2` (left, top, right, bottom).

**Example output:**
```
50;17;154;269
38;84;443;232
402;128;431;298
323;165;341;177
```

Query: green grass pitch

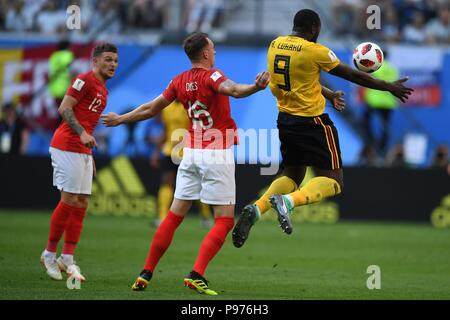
0;210;449;300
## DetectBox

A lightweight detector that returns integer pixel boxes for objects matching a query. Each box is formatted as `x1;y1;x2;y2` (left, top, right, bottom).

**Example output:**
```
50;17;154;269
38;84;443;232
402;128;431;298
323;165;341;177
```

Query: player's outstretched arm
328;63;414;103
321;85;346;112
59;95;97;148
218;71;270;98
101;95;171;127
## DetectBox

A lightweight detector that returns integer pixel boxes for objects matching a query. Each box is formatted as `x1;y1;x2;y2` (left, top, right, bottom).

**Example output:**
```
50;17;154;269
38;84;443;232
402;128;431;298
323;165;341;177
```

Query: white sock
43;249;56;259
285;195;295;210
61;254;74;266
254;205;261;220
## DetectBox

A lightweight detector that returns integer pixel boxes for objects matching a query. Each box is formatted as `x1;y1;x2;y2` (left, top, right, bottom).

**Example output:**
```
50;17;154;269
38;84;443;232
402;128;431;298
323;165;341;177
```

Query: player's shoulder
309;42;331;52
74;70;93;81
70;71;95;92
72;71;95;86
208;68;226;82
269;35;287;47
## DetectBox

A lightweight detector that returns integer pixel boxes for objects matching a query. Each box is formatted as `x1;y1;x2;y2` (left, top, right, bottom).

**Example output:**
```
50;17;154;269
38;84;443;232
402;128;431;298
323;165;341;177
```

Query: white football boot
40;250;63;281
57;255;86;282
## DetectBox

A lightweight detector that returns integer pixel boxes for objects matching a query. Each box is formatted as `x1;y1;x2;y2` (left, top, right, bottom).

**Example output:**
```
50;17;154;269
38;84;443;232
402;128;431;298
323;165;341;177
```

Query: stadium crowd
0;0;448;45
0;0;224;34
333;0;450;44
0;0;448;170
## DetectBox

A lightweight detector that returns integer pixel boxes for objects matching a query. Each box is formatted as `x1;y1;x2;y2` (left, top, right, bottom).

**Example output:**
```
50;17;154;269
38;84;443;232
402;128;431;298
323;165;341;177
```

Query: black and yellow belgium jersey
161;101;189;157
267;36;340;117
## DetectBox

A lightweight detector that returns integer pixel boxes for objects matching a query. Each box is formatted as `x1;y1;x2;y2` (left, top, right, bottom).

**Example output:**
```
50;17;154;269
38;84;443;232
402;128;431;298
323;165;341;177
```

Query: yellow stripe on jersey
161;101;189;157
267;36;340;117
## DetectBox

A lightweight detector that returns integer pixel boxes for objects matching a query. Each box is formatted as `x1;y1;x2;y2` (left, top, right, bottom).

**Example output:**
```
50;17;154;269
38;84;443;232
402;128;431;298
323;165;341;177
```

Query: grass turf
0;210;449;300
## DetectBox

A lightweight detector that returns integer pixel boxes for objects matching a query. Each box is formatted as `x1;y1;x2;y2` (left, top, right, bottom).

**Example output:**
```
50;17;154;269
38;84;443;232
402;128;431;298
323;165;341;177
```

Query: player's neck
191;61;211;70
92;68;107;84
290;31;315;43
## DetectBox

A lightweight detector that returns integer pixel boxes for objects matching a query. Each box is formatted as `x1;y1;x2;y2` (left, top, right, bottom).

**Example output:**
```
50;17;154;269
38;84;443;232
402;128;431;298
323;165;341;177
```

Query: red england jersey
162;68;238;149
50;71;108;154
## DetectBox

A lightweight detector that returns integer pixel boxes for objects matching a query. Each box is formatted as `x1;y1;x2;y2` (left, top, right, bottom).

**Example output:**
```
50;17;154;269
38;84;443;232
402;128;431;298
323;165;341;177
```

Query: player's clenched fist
101;112;121;127
255;71;270;89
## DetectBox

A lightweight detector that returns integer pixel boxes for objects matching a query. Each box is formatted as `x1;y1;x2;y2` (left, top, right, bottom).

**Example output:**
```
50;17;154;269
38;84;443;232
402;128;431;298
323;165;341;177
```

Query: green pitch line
0;211;449;300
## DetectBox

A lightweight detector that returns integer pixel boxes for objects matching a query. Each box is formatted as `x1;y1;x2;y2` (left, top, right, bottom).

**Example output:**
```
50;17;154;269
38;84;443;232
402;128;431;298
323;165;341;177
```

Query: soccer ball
352;42;384;73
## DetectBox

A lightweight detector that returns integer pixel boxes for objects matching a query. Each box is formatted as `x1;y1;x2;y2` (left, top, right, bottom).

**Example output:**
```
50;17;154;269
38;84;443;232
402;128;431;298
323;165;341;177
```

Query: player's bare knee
212;204;235;218
77;196;89;208
170;198;192;216
61;192;79;207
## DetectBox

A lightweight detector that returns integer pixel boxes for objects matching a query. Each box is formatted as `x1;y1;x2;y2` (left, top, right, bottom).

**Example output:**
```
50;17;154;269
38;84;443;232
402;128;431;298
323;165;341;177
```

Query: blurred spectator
89;0;122;35
403;11;428;43
185;0;223;33
35;0;66;35
128;0;167;29
357;144;382;167
332;0;365;36
380;3;402;43
5;0;32;32
431;144;449;169
23;0;47;31
0;1;6;30
48;39;74;107
419;0;440;22
385;143;407;168
363;51;399;155
119;107;140;156
0;103;29;155
145;115;165;167
396;0;435;28
93;125;110;157
426;6;450;44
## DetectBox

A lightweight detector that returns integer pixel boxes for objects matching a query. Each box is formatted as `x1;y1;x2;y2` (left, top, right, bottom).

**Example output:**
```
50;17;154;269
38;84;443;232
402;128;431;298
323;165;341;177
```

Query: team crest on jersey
328;50;338;62
72;78;85;91
210;71;223;82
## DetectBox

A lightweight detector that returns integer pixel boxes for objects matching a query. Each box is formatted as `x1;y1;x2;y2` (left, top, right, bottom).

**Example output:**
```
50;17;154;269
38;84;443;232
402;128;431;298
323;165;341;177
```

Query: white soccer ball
352;42;384;73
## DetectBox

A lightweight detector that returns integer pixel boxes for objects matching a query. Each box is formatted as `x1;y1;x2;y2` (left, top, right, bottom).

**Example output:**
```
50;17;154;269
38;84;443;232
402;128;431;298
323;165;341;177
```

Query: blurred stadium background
0;0;449;300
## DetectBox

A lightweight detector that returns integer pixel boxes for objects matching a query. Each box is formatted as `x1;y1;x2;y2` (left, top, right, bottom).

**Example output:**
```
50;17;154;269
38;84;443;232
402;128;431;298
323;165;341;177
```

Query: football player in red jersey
41;43;118;282
102;32;270;295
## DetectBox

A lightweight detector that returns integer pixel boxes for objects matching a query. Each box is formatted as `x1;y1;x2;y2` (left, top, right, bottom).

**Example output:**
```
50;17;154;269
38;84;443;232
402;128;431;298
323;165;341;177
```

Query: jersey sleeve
315;45;341;72
162;79;177;102
208;69;228;92
66;74;90;101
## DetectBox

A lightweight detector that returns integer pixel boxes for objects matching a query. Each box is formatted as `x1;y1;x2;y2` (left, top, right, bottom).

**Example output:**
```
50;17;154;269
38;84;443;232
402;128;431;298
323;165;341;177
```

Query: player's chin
106;70;116;78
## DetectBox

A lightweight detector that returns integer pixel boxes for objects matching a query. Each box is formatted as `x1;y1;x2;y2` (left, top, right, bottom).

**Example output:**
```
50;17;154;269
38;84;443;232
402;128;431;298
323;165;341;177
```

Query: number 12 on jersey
274;55;291;91
88;97;101;113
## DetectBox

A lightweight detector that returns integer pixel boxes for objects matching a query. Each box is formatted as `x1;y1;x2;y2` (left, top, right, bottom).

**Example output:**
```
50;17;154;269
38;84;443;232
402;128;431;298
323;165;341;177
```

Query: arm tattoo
61;108;85;135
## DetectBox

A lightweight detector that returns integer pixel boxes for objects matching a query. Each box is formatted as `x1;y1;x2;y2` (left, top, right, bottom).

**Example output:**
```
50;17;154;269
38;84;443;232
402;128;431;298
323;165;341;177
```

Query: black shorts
161;155;179;173
277;112;342;170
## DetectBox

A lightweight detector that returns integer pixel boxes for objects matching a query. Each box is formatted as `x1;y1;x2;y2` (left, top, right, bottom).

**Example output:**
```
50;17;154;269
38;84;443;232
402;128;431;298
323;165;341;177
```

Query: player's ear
202;48;208;60
311;25;320;41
